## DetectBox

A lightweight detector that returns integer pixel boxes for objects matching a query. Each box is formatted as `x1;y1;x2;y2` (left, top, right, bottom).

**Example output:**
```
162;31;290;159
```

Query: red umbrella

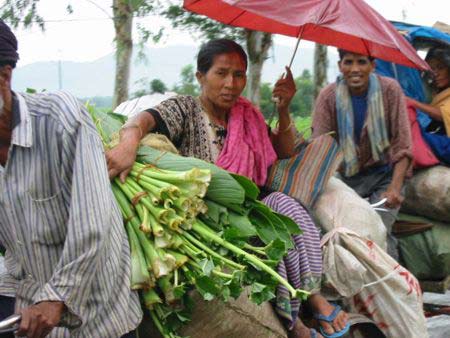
184;0;429;70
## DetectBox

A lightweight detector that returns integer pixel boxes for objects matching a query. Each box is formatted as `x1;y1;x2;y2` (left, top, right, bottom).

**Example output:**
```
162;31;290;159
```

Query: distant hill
12;44;339;98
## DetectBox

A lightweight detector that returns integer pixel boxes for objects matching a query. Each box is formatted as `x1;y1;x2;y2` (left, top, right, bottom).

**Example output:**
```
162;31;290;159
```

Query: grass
268;116;312;140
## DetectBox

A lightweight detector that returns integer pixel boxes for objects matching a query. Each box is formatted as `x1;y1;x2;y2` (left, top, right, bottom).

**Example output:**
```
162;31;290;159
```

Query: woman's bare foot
308;294;349;336
288;319;324;338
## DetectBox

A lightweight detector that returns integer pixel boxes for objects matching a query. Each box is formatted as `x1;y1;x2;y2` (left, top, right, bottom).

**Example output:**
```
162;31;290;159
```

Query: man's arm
32;98;121;329
311;85;336;138
382;156;410;208
383;80;413;208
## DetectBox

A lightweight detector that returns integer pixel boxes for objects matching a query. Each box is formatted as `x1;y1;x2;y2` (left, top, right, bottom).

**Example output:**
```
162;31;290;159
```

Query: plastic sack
402;165;450;223
322;228;429;338
312;177;387;250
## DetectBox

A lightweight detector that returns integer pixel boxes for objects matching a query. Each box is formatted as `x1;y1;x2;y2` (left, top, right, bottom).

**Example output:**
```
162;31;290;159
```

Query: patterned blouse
148;95;227;163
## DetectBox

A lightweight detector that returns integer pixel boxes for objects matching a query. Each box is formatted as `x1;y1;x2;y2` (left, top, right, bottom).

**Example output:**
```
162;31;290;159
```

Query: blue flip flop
313;304;350;338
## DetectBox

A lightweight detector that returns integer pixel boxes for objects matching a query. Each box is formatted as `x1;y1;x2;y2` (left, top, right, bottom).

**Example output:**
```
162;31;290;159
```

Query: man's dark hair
0;19;19;68
338;49;374;62
197;39;248;74
0;60;17;69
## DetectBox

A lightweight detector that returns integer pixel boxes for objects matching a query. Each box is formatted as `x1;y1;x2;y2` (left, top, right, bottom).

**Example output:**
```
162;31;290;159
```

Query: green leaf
223;227;247;248
251;201;294;249
274;212;302;235
198;214;223;232
173;284;186;299
230;173;260;200
250;282;276;305
249;208;278;245
228;212;257;237
199;258;214;277
137;147;246;207
195;276;220;301
204;199;229;225
265;239;286;261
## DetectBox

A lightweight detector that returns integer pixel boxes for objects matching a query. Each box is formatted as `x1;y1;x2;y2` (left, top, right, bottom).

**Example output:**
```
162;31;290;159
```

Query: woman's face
428;58;450;90
197;52;247;111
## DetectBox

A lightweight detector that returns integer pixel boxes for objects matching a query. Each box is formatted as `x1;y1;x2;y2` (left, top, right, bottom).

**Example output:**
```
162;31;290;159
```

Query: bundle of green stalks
89;106;309;338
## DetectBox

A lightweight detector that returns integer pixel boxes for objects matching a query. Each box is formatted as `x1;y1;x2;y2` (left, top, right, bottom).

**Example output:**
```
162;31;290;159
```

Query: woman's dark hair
425;46;450;90
425;46;450;69
197;39;248;74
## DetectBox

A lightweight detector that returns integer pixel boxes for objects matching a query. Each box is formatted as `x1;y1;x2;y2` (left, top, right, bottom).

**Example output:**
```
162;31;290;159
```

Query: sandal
313;304;350;338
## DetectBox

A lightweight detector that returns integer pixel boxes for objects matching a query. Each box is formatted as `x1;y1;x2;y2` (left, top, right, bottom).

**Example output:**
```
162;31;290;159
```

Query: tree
132;77;168;98
163;5;272;108
150;79;167;94
1;1;161;108
291;69;314;117
260;69;314;119
313;43;328;99
245;30;272;105
172;64;200;97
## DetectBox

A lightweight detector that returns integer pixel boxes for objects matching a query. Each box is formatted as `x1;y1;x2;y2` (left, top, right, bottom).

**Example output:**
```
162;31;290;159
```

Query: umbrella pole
269;26;305;126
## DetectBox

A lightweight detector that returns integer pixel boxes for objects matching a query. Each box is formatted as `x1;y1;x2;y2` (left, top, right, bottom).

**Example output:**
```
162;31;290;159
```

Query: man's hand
381;187;404;209
16;301;65;338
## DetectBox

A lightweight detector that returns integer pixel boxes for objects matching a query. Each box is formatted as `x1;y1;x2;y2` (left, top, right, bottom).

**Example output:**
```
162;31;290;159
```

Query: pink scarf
216;97;277;186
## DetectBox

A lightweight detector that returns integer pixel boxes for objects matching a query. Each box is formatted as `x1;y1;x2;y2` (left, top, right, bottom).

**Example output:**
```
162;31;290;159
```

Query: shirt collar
11;92;33;148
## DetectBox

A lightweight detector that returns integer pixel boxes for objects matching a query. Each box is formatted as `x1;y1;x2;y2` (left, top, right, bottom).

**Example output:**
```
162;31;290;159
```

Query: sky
7;0;450;67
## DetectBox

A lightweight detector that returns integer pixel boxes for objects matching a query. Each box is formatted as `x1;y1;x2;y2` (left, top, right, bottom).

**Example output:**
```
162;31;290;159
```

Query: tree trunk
245;30;272;108
112;0;133;109
313;44;328;99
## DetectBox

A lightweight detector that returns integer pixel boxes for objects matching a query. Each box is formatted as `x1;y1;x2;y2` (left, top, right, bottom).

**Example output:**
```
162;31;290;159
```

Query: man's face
0;65;12;117
338;53;375;95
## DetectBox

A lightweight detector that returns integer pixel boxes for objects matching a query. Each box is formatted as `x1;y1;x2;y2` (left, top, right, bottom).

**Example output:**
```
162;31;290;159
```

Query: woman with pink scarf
107;39;348;338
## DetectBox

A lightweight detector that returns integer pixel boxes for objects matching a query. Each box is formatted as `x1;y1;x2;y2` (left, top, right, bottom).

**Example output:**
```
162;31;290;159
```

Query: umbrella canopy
184;0;429;70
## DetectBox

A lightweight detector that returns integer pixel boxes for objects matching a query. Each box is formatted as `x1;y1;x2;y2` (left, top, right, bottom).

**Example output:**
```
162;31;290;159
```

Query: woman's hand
272;66;297;114
106;129;141;182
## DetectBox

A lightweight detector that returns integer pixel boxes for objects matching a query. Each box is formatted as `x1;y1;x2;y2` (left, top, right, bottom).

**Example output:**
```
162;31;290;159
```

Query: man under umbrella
312;50;413;260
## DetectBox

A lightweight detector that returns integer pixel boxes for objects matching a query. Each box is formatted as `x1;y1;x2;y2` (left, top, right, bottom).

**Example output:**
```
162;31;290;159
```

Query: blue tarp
375;22;450;128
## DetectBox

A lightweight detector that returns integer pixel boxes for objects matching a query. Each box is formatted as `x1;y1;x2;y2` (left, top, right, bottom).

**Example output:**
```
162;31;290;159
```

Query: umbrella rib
226;10;246;25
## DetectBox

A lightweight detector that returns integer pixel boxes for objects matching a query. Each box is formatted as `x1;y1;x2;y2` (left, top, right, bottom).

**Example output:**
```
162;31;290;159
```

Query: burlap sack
402;165;450;223
139;287;287;338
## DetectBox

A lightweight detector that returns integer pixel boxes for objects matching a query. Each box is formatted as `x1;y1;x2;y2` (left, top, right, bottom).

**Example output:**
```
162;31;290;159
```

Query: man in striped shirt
0;20;142;337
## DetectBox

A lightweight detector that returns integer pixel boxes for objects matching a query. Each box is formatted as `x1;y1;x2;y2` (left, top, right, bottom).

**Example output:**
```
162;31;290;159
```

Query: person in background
312;49;413;260
0;20;142;338
107;39;349;338
408;46;450;165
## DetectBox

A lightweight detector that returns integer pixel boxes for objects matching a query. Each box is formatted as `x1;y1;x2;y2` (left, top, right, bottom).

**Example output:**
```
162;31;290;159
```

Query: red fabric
406;99;439;168
216;97;277;186
184;0;429;70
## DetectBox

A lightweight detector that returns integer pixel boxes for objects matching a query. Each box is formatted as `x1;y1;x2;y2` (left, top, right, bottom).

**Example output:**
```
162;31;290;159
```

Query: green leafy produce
89;107;309;338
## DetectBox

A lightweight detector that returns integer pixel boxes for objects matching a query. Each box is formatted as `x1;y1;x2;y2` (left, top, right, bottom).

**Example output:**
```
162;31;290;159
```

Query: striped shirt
0;91;142;337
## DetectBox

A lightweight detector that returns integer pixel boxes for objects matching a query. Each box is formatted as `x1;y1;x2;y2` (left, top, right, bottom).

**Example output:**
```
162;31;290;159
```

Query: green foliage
291;69;314;117
1;0;45;30
260;69;315;119
150;79;168;94
172;64;200;96
162;5;244;42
